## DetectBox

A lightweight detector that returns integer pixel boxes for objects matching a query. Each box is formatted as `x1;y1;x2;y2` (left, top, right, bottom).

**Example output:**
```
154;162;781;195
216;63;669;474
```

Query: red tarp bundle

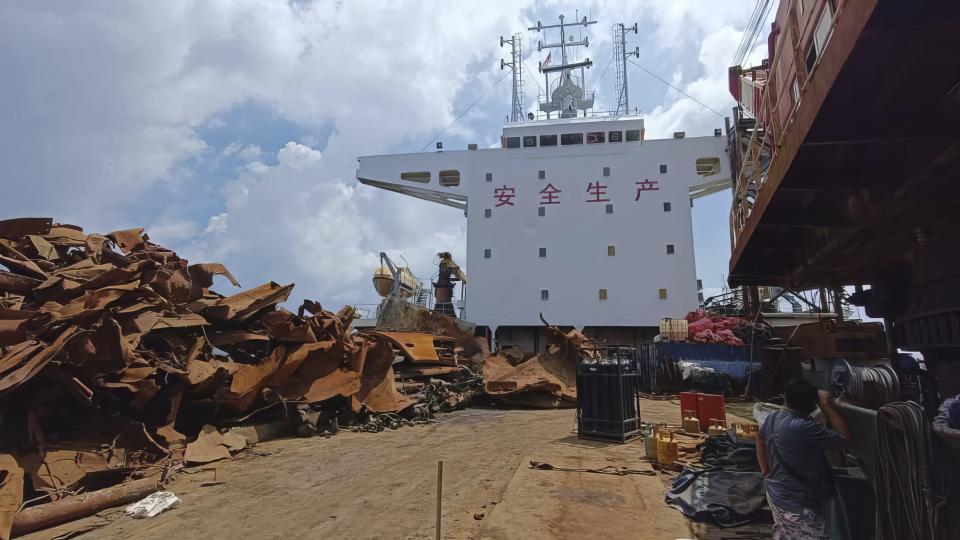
685;309;745;346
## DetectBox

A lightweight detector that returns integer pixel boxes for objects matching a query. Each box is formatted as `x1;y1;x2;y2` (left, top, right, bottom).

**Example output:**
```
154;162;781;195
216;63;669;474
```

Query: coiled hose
831;358;900;406
874;401;945;540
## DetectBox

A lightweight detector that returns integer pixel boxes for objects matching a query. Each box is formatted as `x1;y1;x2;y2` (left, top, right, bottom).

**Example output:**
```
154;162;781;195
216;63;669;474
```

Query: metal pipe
435;460;443;540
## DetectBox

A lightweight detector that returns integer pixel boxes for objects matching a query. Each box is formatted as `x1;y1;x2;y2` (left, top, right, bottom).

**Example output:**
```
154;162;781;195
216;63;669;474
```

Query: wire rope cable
626;59;724;118
419;70;511;151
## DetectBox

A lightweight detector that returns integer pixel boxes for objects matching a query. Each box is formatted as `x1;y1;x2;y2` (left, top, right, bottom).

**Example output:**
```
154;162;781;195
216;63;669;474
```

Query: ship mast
530;14;596;119
500;33;525;123
613;22;639;116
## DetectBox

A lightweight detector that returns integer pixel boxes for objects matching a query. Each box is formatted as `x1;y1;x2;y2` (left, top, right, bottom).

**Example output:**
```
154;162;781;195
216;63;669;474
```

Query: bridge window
400;171;430;183
561;133;583;145
626;129;642;142
540;134;557;146
587;132;605;144
505;137;521;148
806;2;834;73
523;136;537;148
608;131;623;143
695;157;721;177
439;170;460;187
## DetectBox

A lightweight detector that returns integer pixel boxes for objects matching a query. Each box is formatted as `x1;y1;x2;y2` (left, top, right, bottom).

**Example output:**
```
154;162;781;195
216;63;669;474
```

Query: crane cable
831;358;900;406
732;0;774;67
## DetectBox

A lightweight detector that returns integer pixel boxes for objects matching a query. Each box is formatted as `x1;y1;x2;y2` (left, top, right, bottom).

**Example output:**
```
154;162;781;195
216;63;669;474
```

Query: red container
679;392;700;425
697;393;726;431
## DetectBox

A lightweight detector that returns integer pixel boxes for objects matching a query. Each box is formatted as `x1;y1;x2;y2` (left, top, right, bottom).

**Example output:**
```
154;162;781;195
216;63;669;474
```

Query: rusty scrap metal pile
0;218;488;538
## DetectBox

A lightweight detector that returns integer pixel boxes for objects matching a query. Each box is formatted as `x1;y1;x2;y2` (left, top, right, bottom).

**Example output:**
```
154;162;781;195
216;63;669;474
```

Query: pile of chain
874;401;945;540
348;412;430;433
348;367;483;433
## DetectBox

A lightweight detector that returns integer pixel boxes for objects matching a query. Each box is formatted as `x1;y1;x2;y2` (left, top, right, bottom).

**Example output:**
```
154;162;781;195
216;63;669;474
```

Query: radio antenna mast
613;22;639;116
500;33;525;123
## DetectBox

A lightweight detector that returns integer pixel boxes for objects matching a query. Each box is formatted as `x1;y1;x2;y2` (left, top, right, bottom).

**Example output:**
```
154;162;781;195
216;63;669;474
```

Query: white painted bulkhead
357;120;728;331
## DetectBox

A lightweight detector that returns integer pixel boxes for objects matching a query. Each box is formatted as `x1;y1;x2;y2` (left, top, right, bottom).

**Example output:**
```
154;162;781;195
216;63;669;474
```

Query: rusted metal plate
375;295;476;345
0;218;483;536
364;330;457;366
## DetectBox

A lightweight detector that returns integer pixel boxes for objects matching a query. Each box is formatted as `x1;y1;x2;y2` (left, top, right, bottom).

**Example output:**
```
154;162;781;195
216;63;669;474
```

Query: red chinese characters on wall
494;185;516;207
585;181;610;203
539;183;562;205
634;179;660;201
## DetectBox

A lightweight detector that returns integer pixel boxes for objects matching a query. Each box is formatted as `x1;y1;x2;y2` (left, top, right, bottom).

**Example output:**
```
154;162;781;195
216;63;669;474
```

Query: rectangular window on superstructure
663;202;672;212
586;132;605;144
523;136;537;148
505;137;521;149
539;247;546;258
486;172;493;182
540;134;558;146
659;164;668;173
560;133;583;145
608;131;623;143
439;170;460;187
598;289;608;301
538;170;545;179
484;209;492;218
538;206;546;217
484;248;491;259
400;171;430;183
608;245;615;256
659;288;668;300
605;204;613;214
602;166;610;177
625;129;641;142
666;244;675;254
541;289;549;300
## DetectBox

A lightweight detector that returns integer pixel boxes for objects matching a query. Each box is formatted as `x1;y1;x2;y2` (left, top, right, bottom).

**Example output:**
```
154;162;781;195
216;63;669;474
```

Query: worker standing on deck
756;379;850;539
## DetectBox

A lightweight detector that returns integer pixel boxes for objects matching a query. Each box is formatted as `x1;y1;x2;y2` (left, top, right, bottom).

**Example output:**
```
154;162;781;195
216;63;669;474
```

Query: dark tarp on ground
700;429;759;470
665;429;769;527
665;469;768;528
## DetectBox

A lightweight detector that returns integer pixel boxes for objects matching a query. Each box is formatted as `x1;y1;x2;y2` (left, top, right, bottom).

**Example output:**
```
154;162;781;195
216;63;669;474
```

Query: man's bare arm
818;390;851;446
756;436;768;477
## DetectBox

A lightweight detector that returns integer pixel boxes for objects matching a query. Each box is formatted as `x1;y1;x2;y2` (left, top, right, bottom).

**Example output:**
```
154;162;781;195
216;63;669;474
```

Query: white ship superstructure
356;15;729;350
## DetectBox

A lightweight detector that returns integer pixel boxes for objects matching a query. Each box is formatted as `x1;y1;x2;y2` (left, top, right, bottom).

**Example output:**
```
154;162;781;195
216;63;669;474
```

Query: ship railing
729;0;843;253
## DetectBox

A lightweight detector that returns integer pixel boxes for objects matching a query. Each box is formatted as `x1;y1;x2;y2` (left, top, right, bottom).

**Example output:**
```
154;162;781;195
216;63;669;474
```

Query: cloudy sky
1;1;768;310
